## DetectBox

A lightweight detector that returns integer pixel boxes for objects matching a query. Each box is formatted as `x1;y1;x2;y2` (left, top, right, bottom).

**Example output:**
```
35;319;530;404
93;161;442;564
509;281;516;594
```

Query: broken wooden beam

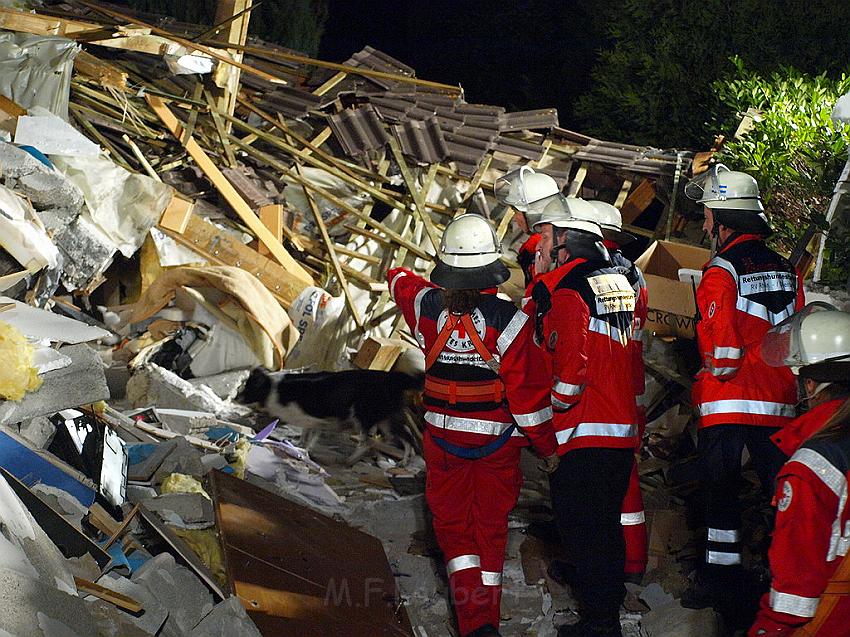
146;95;313;287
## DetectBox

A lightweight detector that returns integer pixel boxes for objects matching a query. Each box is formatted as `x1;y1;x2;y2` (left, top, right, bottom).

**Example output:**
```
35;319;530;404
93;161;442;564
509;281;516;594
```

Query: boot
464;624;501;637
557;616;622;637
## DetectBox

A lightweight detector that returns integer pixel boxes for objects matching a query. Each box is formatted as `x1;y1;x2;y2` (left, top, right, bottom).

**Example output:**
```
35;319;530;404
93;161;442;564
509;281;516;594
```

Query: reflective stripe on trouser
698;425;784;570
424;430;521;635
769;588;820;618
622;461;647;575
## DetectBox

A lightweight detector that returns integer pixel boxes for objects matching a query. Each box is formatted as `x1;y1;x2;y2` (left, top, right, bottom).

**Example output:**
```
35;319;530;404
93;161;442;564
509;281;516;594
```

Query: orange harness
793;550;850;636
424;312;505;406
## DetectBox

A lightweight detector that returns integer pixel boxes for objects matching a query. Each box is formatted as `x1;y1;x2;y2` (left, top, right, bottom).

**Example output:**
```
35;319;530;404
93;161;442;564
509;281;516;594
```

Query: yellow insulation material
0;320;42;400
172;527;227;588
160;473;211;500
228;440;252;479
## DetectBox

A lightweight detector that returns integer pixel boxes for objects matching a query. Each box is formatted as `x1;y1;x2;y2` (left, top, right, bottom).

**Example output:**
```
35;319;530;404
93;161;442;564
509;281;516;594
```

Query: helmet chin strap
796;380;834;409
549;243;568;268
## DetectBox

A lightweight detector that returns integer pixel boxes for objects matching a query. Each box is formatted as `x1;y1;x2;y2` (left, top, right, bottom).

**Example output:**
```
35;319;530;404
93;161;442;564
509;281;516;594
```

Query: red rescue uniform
692;234;805;570
388;267;556;636
528;256;638;619
749;400;850;636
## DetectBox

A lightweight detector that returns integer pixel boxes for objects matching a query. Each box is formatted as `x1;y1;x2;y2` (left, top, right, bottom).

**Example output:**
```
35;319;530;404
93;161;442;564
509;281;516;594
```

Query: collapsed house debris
1;2;841;637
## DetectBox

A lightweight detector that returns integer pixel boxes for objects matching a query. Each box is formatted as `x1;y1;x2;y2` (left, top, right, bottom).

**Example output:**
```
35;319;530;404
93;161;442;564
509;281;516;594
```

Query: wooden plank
0;94;25;117
614;179;633;209
567;162;589;197
75;1;283;84
353;336;410;371
257;203;283;257
210;0;252;121
122;133;161;181
620;178;656;225
313;71;347;96
201;41;461;95
159;213;306;307
74;50;127;90
457;155;493;215
388;138;440;251
103;504;140;550
159;195;194;234
0;8;204;58
74;577;143;613
146;94;312;286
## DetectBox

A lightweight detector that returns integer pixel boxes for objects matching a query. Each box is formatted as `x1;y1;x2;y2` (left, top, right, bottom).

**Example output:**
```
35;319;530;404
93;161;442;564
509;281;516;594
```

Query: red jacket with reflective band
527;258;639;455
692;235;805;429
750;419;850;636
388;267;557;457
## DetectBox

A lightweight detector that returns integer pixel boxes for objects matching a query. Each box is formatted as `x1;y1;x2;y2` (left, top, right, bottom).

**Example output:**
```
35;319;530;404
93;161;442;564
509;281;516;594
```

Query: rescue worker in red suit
590;200;650;581
388;213;559;637
749;304;850;636
494;166;560;288
527;195;639;637
683;165;805;608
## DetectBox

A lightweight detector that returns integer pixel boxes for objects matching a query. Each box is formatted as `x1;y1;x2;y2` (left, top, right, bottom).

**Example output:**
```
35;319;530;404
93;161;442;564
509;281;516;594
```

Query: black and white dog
238;368;423;464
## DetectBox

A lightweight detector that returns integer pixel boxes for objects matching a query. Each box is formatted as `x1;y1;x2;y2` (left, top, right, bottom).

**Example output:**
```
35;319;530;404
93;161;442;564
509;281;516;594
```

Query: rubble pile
0;2;726;636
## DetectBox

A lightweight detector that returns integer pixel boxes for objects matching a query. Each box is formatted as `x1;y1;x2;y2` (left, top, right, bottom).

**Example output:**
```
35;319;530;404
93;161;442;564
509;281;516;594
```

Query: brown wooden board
209;470;413;637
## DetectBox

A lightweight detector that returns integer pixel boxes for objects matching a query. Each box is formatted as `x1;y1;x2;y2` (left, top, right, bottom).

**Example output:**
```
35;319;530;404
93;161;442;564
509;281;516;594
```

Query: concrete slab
0;567;98;637
144;493;214;529
190;597;262;637
100;573;168;636
127;364;249;420
188;369;250;402
0;142;85;214
0;344;109;426
131;553;214;635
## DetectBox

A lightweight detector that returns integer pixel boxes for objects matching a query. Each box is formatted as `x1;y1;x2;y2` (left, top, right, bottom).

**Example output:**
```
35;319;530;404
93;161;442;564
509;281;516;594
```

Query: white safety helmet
430;214;510;290
685;164;771;235
532;194;603;238
532;194;609;263
588;200;636;245
762;302;850;381
494;166;560;227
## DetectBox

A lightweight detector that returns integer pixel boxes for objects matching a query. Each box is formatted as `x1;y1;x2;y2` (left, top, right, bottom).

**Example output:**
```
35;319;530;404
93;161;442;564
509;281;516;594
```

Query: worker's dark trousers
549;448;633;618
697;424;787;576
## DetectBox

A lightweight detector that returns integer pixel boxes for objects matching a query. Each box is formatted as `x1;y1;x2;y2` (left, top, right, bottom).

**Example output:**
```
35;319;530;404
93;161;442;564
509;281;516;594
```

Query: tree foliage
575;0;850;149
122;0;328;56
712;59;850;284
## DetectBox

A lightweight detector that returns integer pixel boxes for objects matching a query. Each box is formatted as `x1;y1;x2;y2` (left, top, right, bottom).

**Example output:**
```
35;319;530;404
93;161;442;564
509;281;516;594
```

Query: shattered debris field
0;2;816;636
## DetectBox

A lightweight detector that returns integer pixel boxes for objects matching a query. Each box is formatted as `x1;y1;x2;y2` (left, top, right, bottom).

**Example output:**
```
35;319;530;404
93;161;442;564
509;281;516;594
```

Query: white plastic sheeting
52;153;172;258
0;33;78;120
0;184;60;280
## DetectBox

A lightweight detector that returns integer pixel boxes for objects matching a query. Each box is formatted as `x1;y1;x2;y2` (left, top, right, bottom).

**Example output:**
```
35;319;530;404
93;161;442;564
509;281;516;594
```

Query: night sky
320;0;600;130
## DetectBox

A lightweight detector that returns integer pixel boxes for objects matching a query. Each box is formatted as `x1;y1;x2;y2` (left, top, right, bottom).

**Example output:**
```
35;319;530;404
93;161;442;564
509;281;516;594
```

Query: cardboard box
634;240;711;339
